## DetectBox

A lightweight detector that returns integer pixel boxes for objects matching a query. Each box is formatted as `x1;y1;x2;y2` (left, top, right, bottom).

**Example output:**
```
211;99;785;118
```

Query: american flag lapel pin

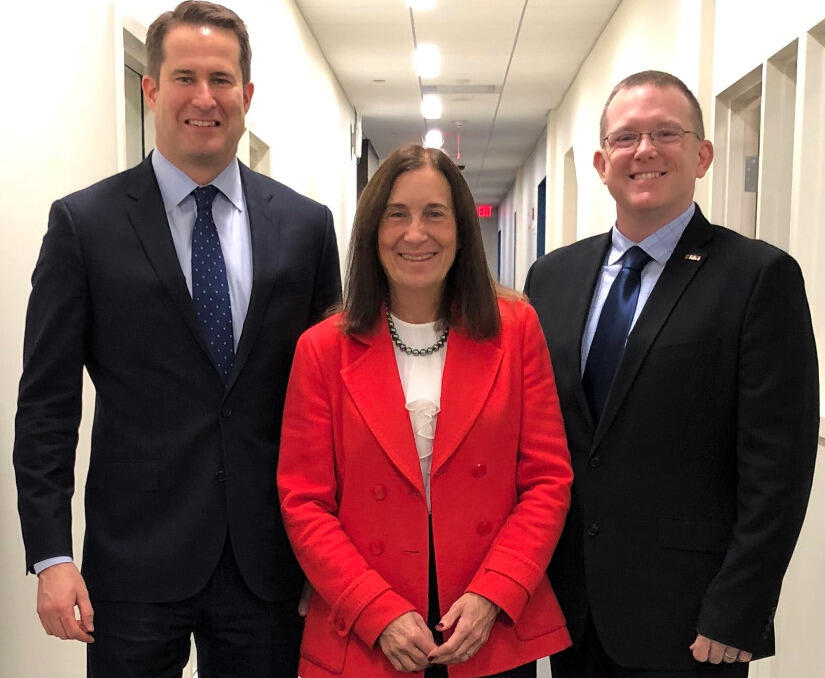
684;253;702;261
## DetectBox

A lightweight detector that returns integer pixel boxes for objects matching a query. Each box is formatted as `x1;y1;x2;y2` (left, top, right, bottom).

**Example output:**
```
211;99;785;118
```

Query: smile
631;171;665;180
187;119;219;127
399;253;436;262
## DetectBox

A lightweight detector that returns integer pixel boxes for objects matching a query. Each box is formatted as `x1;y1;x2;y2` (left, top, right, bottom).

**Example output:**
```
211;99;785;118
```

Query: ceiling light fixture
414;44;441;78
424;129;444;149
421;94;442;120
407;0;437;9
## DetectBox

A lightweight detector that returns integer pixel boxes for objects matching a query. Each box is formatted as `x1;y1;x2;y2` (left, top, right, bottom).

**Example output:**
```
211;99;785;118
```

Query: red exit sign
477;204;493;218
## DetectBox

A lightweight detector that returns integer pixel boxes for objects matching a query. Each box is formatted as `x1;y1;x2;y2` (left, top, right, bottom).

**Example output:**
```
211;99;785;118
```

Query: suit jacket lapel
431;327;503;475
593;210;713;449
126;157;216;366
560;234;612;434
342;324;427;496
227;164;282;389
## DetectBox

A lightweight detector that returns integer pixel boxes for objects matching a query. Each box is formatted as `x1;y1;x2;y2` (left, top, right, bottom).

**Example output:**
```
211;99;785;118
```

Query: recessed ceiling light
414;44;441;78
421;94;442;120
424;129;444;149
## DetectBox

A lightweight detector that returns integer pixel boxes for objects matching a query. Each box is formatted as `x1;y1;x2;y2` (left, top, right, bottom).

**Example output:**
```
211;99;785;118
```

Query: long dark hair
343;144;500;339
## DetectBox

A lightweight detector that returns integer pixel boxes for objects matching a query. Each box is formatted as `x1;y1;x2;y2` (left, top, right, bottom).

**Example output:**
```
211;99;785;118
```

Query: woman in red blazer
278;144;572;678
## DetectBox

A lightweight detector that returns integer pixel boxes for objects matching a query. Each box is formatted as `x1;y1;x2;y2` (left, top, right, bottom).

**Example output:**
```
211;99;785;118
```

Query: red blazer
278;298;572;678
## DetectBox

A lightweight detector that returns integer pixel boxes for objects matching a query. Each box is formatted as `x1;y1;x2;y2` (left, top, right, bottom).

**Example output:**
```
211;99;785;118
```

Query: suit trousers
550;614;748;678
87;535;302;678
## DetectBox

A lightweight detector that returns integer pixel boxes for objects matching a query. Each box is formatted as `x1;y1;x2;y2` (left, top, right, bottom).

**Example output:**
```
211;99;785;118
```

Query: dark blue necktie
583;246;651;420
192;185;235;382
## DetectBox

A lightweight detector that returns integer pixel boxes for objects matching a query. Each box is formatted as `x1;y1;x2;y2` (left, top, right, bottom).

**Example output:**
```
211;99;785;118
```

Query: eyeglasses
602;127;701;150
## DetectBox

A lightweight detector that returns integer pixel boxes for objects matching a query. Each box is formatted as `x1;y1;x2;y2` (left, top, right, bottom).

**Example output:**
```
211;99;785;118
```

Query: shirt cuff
34;556;73;575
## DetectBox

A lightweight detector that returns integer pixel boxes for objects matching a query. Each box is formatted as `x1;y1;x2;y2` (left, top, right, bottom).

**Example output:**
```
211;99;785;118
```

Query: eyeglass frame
601;127;702;151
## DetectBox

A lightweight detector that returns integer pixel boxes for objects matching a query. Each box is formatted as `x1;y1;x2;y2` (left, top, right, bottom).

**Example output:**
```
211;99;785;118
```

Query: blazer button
370;540;385;556
221;406;232;418
588;456;601;470
476;520;492;536
214;469;226;482
334;616;346;632
471;463;487;478
586;522;600;537
371;484;387;501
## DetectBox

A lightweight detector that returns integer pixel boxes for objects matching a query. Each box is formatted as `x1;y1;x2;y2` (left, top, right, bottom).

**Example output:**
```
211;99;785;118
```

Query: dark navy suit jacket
14;155;341;603
524;207;818;669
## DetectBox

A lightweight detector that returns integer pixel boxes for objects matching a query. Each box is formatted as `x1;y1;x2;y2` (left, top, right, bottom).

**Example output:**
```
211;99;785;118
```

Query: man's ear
695;139;714;179
142;75;159;112
243;81;254;113
593;149;607;184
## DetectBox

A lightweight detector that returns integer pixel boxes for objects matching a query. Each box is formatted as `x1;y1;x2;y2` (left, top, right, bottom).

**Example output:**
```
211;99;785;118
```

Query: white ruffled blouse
390;314;447;512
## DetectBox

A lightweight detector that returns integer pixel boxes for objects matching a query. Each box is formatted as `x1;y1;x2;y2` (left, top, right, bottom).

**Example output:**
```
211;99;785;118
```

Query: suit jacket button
588;456;601;469
372;484;387;501
370;540;385;555
476;520;492;536
587;523;600;537
214;469;226;482
221;406;232;417
334;616;346;632
472;463;487;478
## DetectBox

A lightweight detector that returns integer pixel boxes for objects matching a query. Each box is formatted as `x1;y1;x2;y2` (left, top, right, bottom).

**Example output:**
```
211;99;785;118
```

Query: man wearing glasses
525;71;818;677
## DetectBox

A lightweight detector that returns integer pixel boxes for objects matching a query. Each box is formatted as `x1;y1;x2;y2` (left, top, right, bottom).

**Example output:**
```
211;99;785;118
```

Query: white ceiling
294;0;620;205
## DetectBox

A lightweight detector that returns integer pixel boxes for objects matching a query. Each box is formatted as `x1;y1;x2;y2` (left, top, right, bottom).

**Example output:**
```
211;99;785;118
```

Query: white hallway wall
0;1;355;676
710;3;825;677
499;128;547;290
503;1;825;676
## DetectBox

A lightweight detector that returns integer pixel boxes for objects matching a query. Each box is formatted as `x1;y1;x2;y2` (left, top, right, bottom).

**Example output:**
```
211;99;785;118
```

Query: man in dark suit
524;70;818;677
13;2;341;675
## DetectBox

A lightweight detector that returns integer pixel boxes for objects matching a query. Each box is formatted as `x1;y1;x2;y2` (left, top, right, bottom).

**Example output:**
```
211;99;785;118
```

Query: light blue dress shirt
34;152;253;575
580;203;695;375
152;150;253;350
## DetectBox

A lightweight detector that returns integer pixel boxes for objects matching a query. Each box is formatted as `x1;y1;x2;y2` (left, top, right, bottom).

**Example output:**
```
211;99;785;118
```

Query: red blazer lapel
341;323;427;497
432;327;503;475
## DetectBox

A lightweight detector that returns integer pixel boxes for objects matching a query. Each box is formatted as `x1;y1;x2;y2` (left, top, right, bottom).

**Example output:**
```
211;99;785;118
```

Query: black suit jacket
14;155;341;603
524;207;818;670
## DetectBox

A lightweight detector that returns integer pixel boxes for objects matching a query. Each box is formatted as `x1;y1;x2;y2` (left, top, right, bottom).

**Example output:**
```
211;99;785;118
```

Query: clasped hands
378;592;500;673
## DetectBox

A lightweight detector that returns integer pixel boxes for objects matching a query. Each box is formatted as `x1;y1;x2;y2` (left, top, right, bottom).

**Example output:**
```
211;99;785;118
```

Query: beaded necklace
386;310;448;356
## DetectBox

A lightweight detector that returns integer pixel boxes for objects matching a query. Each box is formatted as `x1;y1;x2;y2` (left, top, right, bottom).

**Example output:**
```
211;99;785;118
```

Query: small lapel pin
684;253;702;261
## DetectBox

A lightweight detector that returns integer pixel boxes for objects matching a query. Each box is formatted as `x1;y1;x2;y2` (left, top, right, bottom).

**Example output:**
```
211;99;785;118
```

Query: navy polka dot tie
582;246;651;421
192;185;235;382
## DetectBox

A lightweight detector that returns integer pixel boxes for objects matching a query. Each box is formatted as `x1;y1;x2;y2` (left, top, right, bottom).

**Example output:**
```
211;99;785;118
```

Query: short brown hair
146;1;251;84
343;144;500;339
599;70;704;144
